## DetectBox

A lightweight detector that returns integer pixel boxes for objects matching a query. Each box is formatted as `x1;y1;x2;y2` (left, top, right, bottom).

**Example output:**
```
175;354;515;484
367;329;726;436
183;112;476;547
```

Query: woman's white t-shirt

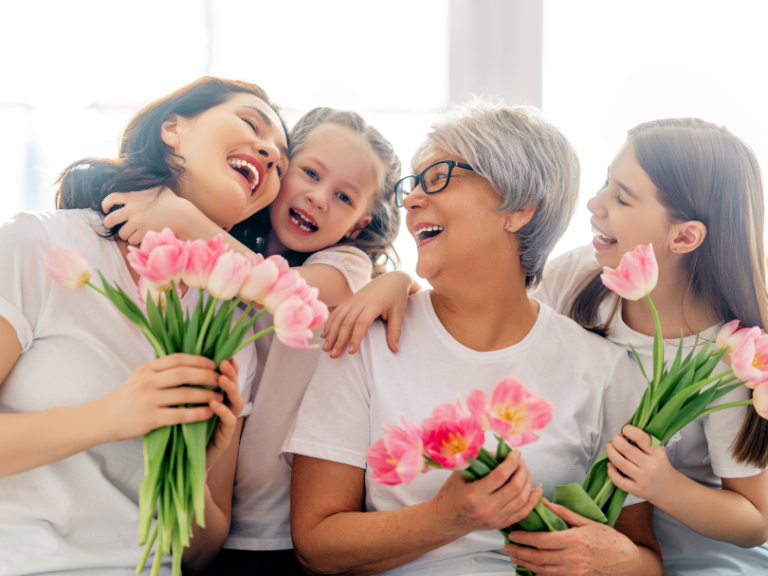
0;210;257;576
281;289;648;575
225;245;373;551
535;243;768;576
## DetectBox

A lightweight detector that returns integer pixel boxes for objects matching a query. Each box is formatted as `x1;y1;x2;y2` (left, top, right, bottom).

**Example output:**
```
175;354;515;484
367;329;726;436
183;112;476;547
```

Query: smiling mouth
290;208;318;233
592;227;617;246
416;226;444;242
227;157;260;192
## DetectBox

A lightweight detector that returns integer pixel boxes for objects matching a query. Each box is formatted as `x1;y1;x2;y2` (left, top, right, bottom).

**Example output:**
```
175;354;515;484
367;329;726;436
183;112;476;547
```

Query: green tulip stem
699;399;753;418
644;294;663;397
195;296;219;355
593;477;614;507
85;280;107;296
232;322;273;355
228;301;255;338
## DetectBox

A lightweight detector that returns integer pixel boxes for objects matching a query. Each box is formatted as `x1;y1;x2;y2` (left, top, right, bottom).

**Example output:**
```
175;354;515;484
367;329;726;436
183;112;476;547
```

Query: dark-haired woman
0;77;288;575
326;117;768;575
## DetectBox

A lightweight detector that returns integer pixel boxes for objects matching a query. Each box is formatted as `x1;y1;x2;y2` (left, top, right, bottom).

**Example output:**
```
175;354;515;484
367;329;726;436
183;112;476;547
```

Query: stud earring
672;248;677;254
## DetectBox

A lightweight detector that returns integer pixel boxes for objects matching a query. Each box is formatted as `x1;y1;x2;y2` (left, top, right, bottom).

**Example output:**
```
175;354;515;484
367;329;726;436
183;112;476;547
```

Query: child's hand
204;358;244;472
102;187;197;245
606;424;677;505
321;271;420;358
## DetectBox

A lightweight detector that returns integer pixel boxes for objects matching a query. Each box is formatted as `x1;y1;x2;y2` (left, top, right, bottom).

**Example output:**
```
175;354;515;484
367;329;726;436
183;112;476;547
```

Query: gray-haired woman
281;100;662;576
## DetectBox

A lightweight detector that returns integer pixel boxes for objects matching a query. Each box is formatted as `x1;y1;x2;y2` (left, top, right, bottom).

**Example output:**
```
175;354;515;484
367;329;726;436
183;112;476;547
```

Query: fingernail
215;393;224;401
323;341;330;351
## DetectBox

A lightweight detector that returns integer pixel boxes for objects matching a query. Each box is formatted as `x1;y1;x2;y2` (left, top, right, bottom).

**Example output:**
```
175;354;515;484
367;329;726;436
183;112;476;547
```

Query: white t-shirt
225;245;373;551
282;289;647;575
536;243;768;576
0;210;257;576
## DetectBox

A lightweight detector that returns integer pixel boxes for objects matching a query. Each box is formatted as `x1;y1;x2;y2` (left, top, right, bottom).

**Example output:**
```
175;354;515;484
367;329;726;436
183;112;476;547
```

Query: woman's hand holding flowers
606;425;677;506
431;450;542;536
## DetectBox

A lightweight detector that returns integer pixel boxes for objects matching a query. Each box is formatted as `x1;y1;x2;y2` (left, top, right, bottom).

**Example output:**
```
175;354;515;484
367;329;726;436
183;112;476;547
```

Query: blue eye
304;168;318;180
336;192;352;205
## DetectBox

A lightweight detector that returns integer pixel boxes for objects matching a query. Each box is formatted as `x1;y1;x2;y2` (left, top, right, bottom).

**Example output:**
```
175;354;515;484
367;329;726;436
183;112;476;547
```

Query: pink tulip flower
367;418;425;486
127;228;188;290
207;251;250;301
466;378;553;447
273;296;315;348
716;320;752;366
421;399;485;470
239;257;279;304
731;327;768;389
601;244;658;300
182;235;229;290
263;270;306;314
46;246;92;289
753;382;768;419
137;277;181;312
306;297;329;331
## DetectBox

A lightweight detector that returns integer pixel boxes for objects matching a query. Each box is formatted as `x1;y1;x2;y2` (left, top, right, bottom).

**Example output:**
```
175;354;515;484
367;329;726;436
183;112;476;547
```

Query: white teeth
227;158;260;190
290;210;317;233
416;225;445;239
592;227;615;244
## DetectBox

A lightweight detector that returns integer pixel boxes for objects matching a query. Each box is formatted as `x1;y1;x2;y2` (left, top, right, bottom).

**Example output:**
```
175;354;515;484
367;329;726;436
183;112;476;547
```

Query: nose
253;140;281;173
403;182;427;213
587;186;608;217
306;187;329;212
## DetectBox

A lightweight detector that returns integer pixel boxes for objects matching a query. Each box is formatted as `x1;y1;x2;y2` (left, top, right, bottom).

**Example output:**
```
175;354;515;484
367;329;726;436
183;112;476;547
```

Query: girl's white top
281;289;648;575
535;243;768;576
225;244;372;551
0;210;257;576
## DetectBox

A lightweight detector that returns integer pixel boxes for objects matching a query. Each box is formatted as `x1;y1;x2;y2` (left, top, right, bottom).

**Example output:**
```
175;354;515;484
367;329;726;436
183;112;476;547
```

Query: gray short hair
414;98;580;289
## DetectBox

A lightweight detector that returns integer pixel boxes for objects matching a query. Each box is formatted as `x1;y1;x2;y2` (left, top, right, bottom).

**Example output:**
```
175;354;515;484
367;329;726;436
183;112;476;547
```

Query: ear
345;215;373;240
503;203;539;233
669;220;707;255
160;114;181;152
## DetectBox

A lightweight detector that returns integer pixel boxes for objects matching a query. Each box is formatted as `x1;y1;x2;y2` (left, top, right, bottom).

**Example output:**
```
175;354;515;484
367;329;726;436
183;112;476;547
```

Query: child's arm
102;189;354;308
321;271;421;358
607;424;768;547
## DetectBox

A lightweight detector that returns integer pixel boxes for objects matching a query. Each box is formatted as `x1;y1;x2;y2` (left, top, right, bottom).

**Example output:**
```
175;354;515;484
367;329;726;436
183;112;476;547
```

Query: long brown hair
569;118;768;467
55;77;286;238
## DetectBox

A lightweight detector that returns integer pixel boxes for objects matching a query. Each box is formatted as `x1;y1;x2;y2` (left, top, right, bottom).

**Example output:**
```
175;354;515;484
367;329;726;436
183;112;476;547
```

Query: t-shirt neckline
417;289;551;362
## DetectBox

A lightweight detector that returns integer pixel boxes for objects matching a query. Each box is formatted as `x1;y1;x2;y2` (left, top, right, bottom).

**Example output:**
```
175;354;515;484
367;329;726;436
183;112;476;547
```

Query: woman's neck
621;268;720;338
429;261;538;352
265;229;286;258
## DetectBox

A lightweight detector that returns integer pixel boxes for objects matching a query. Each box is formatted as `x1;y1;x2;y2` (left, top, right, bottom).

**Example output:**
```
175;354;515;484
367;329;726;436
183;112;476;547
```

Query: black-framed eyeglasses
394;160;475;208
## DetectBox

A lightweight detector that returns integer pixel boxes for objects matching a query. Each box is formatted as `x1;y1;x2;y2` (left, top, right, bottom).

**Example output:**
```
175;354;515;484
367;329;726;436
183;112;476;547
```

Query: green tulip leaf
553;484;608;524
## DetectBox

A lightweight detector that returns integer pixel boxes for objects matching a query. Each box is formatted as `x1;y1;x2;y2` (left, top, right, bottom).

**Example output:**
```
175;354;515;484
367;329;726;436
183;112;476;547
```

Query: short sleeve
0;213;50;351
304;245;373;294
280;345;371;469
595;348;648;506
704;383;763;477
533;244;597;315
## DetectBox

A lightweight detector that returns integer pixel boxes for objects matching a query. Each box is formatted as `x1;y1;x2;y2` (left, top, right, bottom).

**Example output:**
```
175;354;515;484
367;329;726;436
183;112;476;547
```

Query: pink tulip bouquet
366;378;554;530
507;244;768;576
46;229;327;576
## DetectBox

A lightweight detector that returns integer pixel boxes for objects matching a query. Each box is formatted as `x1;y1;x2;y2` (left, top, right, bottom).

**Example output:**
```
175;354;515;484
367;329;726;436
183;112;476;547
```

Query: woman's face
268;126;377;253
404;147;508;282
162;93;289;229
588;142;673;269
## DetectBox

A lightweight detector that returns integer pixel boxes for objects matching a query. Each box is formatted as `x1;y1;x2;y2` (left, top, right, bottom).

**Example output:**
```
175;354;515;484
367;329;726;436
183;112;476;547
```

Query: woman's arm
608;425;768;547
102;189;354;307
504;501;663;576
291;451;541;576
0;316;235;478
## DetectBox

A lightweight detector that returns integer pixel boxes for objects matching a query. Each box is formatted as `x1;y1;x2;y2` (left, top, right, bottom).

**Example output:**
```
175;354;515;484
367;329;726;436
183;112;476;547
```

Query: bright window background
544;0;768;258
2;1;768;280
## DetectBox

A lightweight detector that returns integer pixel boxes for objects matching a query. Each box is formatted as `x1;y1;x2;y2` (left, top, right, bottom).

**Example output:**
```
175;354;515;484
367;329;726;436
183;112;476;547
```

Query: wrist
648;466;685;510
423;494;472;541
85;396;121;444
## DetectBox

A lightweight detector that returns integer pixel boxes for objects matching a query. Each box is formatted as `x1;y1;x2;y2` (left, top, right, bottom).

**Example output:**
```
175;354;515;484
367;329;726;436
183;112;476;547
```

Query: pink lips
228;153;265;196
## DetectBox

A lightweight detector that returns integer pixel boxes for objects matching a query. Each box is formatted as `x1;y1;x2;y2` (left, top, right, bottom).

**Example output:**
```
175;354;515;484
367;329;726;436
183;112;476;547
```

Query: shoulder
534;244;599;314
0;209;102;246
303;244;373;293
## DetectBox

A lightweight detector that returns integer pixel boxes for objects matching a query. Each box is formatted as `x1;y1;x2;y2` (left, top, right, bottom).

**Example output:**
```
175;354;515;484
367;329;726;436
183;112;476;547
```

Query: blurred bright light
544;0;768;258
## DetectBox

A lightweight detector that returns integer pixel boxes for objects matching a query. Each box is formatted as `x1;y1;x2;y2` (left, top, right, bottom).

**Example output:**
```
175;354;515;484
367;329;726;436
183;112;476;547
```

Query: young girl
0;77;289;575
323;118;768;575
102;107;402;575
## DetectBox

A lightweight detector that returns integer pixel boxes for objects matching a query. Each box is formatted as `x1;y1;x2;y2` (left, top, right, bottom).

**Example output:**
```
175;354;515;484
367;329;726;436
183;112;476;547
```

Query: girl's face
162;93;289;229
268;126;377;253
588;143;673;269
404;148;509;282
